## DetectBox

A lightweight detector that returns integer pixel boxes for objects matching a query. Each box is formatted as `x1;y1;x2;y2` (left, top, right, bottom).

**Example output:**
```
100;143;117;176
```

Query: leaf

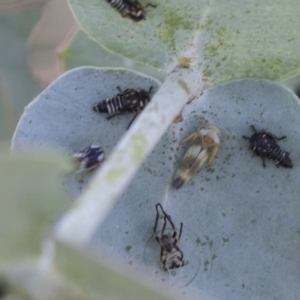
11;68;300;298
0;146;71;260
12;66;161;197
12;66;200;246
69;0;300;83
60;29;165;82
87;79;300;299
69;0;204;71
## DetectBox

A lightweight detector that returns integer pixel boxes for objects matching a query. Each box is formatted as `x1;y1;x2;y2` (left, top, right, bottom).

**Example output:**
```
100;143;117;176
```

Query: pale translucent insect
172;123;220;189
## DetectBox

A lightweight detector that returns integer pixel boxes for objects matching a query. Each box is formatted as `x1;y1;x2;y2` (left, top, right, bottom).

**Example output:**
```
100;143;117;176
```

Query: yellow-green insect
172;124;220;189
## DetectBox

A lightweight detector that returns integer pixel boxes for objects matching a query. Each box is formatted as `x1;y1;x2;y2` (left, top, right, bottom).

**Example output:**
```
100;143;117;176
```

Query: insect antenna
273;135;286;141
157;204;177;233
153;203;161;233
107;113;121;120
178;223;183;240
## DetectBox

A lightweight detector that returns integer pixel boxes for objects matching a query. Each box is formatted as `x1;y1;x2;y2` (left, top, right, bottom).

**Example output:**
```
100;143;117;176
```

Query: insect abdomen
261;146;293;168
106;0;127;14
93;95;125;114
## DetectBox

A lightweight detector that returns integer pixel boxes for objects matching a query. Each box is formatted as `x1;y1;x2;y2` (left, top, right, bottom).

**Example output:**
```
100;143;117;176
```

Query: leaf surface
11;68;300;298
69;0;300;83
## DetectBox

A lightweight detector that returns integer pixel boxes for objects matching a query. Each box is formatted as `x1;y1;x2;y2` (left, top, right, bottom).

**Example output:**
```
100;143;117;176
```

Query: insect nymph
93;86;153;129
105;0;157;22
243;125;293;168
73;145;105;176
172;123;221;189
153;203;185;271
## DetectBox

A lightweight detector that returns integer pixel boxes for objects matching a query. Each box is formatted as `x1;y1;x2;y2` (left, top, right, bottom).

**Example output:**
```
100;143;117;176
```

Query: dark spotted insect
243;125;293;168
93;86;153;129
153;203;185;271
105;0;157;22
73;145;105;178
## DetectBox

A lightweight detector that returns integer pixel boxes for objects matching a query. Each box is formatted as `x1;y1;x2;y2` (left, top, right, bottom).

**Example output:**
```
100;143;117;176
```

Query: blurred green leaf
54;241;175;300
69;0;300;84
0;146;71;260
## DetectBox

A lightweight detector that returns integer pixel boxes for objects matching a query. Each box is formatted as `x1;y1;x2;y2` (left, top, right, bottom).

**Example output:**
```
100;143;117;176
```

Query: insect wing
172;135;209;189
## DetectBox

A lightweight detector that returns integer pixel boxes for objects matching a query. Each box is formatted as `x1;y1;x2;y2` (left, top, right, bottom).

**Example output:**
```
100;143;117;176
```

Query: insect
153;203;185;271
243;125;293;168
105;0;157;22
172;123;221;189
73;145;105;178
93;86;153;129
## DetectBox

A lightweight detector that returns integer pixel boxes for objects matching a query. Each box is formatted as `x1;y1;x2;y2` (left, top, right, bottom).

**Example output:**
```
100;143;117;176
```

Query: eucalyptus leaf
12;67;161;197
69;0;205;71
88;79;300;299
69;0;300;83
0;148;71;260
11;72;300;298
62;30;165;82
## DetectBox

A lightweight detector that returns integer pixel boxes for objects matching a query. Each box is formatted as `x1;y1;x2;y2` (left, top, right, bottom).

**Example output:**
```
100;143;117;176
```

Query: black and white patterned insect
73;145;105;176
93;86;153;129
105;0;157;22
243;125;293;168
153;203;185;271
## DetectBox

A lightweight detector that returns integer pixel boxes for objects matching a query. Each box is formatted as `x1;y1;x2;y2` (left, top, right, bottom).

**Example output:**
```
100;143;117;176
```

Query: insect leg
116;86;123;93
153;204;161;235
160;207;178;239
107;113;121;120
180;131;197;144
178;222;183;240
242;135;250;140
207;146;219;166
261;157;266;168
161;216;167;236
126;113;138;130
148;86;154;94
273;135;287;141
145;3;157;8
250;125;257;132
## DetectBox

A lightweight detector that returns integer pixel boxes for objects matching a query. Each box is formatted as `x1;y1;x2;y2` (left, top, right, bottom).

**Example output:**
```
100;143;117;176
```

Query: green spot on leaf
178;79;190;94
125;245;132;252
